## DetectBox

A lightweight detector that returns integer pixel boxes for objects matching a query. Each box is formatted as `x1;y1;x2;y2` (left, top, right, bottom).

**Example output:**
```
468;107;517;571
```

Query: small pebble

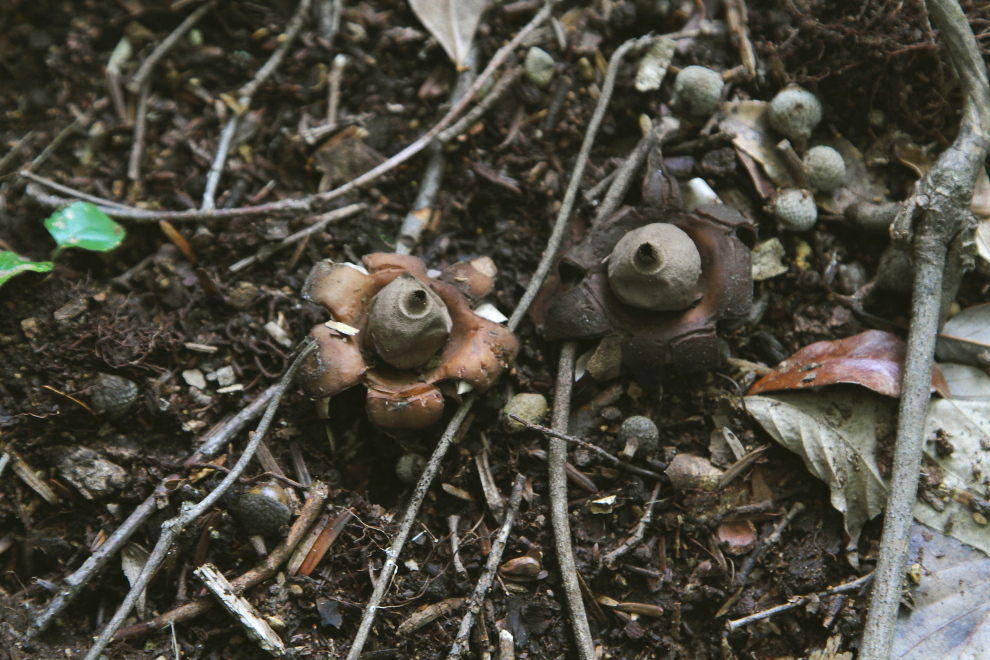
90;374;139;419
502;393;548;433
524;47;555;88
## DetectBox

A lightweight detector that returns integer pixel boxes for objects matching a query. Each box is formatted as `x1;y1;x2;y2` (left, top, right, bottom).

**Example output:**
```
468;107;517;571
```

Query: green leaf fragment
0;251;54;289
44;202;126;253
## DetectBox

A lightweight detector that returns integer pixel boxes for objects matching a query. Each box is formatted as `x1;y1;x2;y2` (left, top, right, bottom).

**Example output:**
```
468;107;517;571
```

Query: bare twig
25;478;176;639
24;176;312;221
508;414;663;480
448;515;466;574
115;482;328;639
726;573;873;633
437;66;524;145
861;1;990;657
723;0;757;79
127;80;151;183
202;0;313;210
508;34;655;331
312;1;555;212
195;563;286;656
395;51;477;254
28;382;282;639
447;473;526;660
327;53;346;126
592;117;680;228
603;482;661;566
228;202;367;272
345;397;476;660
549;341;595;660
83;340;315;660
0;130;34;175
127;0;218;93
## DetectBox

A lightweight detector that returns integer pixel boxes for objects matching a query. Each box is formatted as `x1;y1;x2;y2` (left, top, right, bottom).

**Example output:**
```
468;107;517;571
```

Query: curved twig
860;1;990;657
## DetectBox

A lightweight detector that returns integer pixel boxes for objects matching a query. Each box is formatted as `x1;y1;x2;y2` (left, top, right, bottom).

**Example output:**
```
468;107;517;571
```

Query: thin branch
228;203;367;272
201;0;313;210
345;396;476;660
127;0;218;93
734;502;805;587
437;66;524;145
28;381;283;639
447;473;526;660
549;341;595;660
726;573;873;633
592;117;680;228
127;80;151;183
83;340;316;660
602;482;661;566
25;478;176;639
508;414;663;480
114;481;328;639
312;1;555;212
395;50;477;255
24;175;313;221
861;1;990;657
508;34;655;332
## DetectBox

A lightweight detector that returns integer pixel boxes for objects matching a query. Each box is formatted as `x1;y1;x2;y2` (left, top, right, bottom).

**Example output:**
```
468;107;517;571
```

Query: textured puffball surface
773;189;818;232
672;65;724;117
803;146;846;192
767;87;823;143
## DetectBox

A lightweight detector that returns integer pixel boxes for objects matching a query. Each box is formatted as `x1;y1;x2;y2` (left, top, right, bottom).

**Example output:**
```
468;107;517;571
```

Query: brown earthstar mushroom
542;147;755;391
299;253;518;430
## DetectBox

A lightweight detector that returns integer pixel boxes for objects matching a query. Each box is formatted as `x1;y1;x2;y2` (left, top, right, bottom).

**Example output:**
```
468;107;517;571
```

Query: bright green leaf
44;202;126;254
0;251;54;289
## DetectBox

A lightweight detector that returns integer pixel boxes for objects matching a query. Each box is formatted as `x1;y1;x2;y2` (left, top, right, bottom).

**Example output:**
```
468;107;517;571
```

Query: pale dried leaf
121;542;150;619
720;100;796;188
936;303;990;366
747;390;990;554
915;399;990;556
408;0;486;68
634;37;676;92
745;390;891;546
892;525;990;660
939;362;990;401
751;238;788;281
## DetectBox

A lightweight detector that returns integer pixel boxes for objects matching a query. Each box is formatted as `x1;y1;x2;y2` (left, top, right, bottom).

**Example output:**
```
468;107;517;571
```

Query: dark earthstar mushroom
300;253;518;430
542;151;755;392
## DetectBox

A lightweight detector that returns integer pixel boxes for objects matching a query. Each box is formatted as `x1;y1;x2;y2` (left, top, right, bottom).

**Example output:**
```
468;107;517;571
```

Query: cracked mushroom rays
299;253;519;430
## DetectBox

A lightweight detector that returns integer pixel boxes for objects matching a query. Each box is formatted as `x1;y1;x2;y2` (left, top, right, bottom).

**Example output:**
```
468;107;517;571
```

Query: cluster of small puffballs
670;66;845;233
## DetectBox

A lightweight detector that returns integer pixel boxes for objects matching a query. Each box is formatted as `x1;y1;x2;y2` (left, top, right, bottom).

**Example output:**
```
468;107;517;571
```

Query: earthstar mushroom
300;253;519;430
540;146;754;391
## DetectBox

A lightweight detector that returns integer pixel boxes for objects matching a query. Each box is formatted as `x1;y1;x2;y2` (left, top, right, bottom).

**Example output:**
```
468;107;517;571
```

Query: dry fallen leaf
747;390;990;555
936;303;990;367
720;100;796;188
745;390;890;548
748;330;950;398
408;0;486;68
939;362;990;401
892;524;990;660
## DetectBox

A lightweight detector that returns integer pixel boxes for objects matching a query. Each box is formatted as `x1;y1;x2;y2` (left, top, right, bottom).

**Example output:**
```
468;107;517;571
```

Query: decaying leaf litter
2;1;990;659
